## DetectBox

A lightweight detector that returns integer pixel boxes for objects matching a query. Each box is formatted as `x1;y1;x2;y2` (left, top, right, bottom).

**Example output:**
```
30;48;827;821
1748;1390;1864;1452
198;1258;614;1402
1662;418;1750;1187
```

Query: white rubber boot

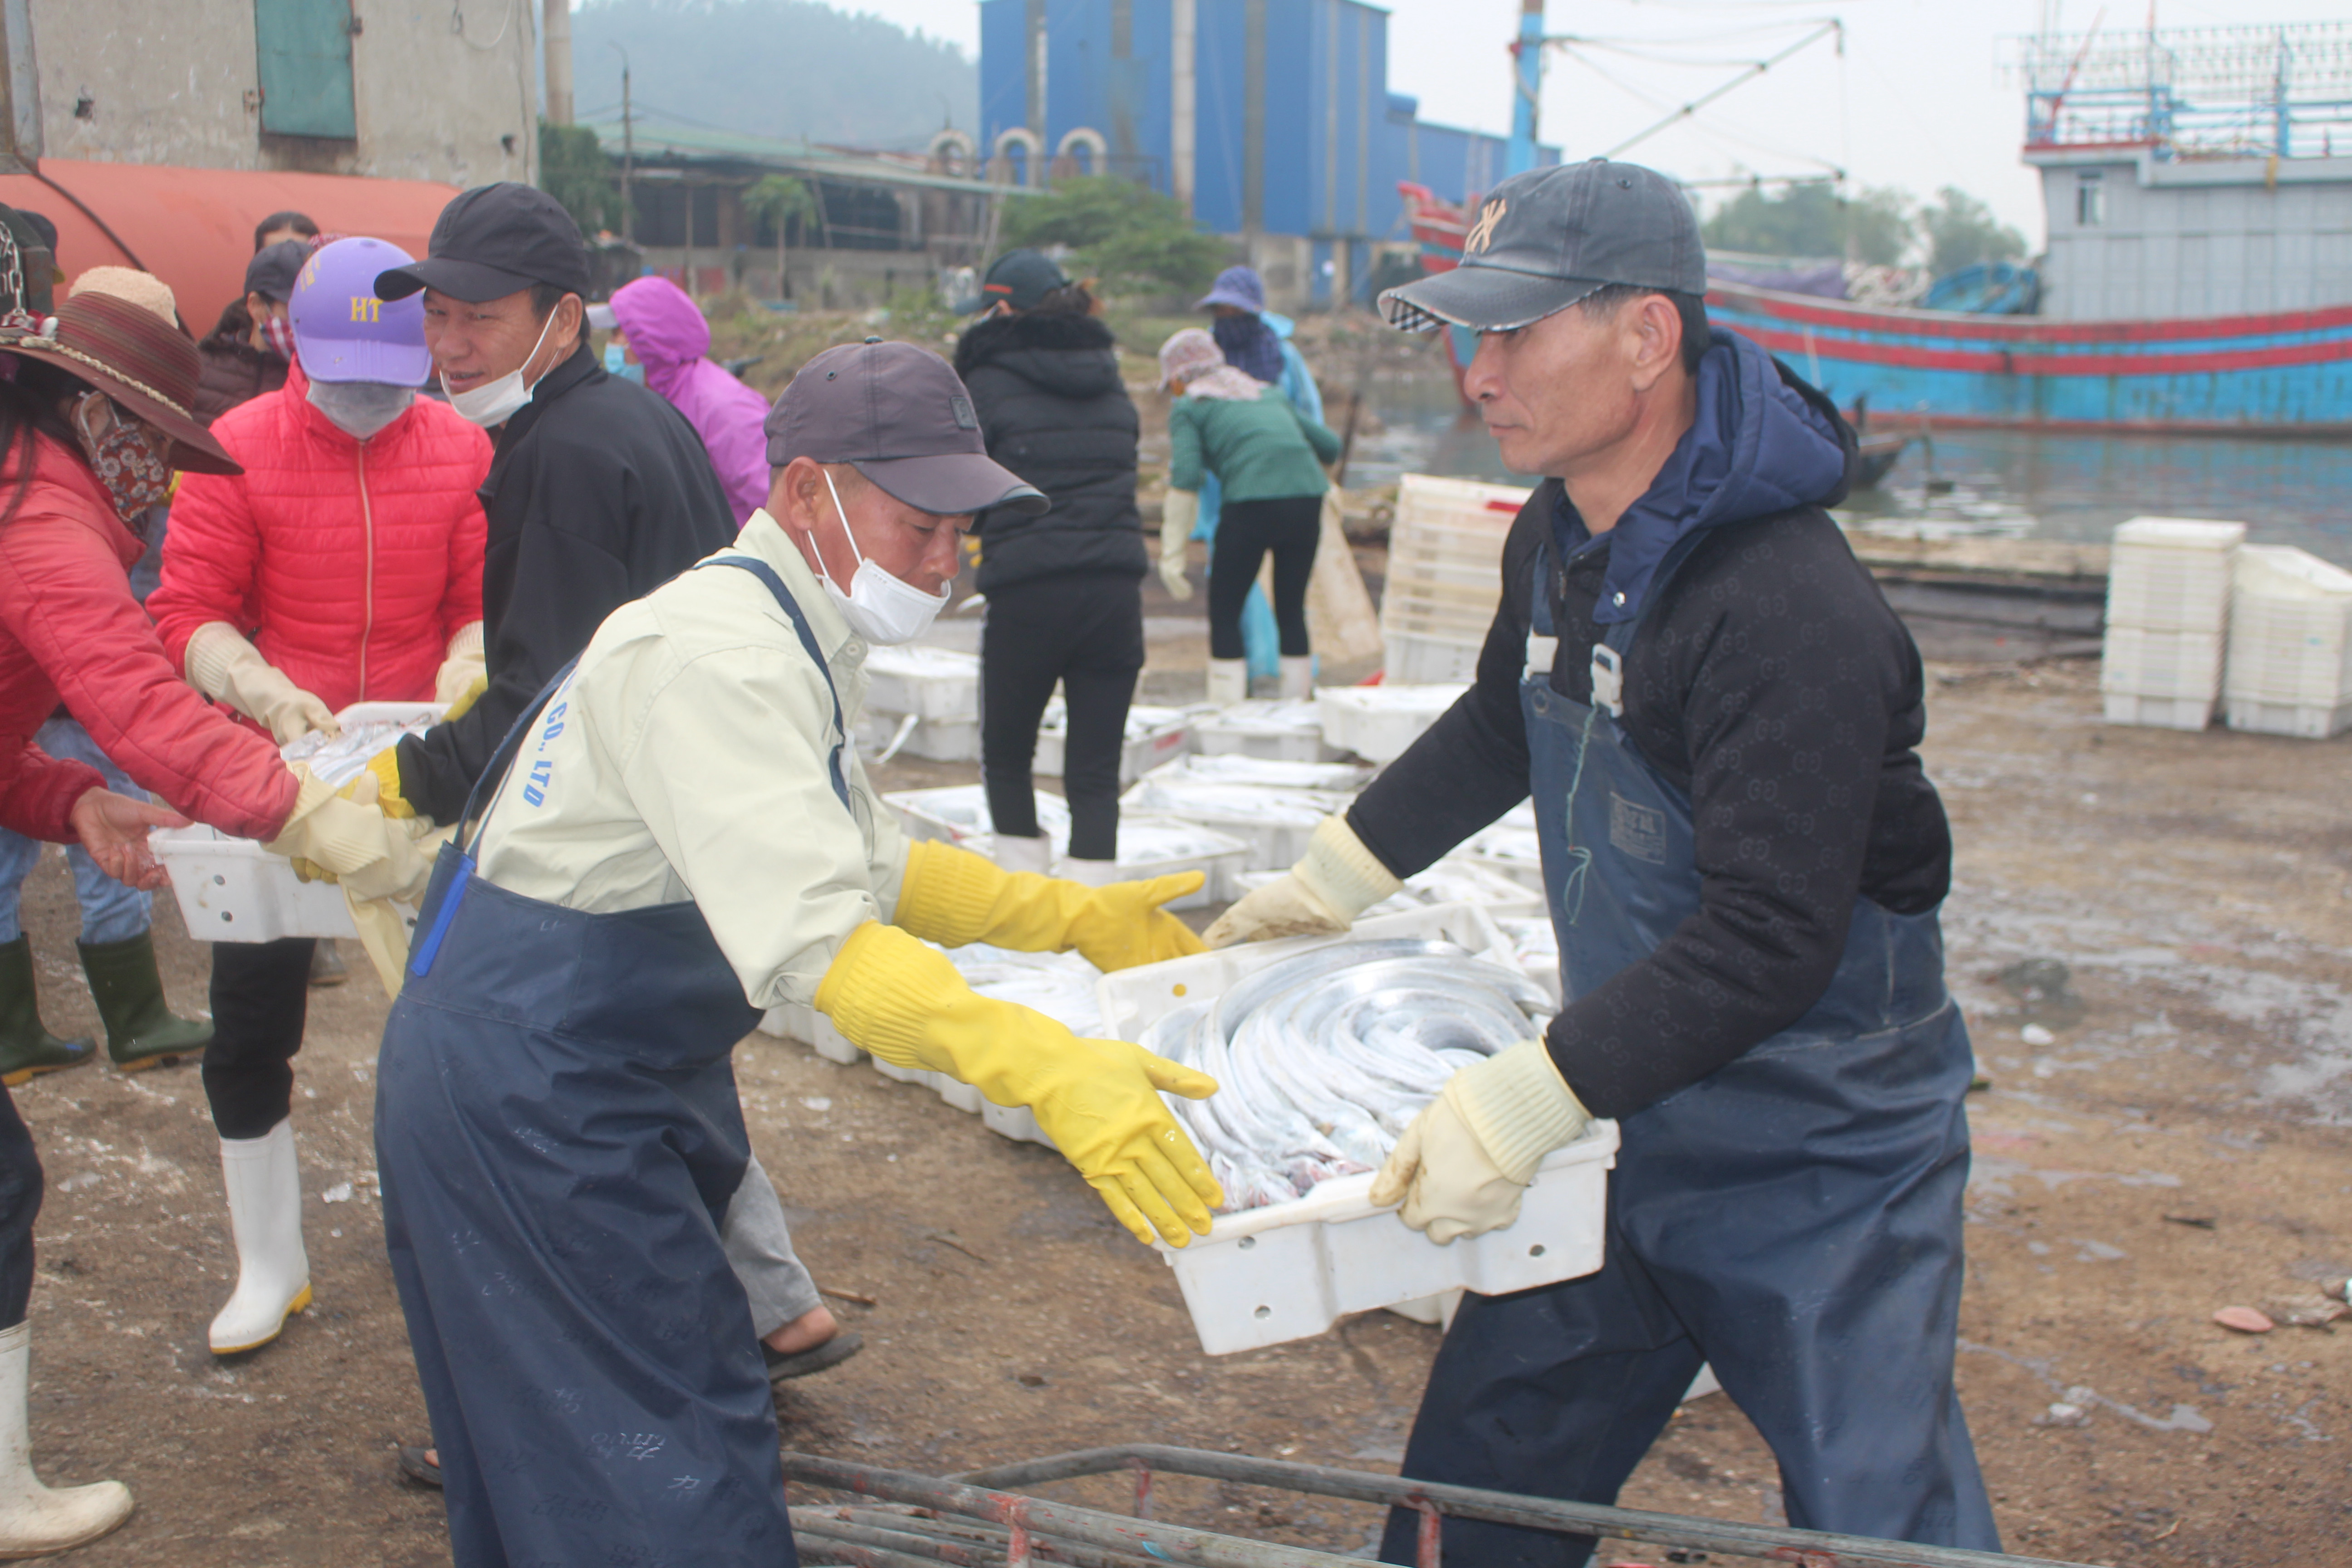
1058;858;1123;887
1206;658;1249;708
208;1119;311;1355
989;833;1054;876
0;1323;132;1556
1279;655;1313;700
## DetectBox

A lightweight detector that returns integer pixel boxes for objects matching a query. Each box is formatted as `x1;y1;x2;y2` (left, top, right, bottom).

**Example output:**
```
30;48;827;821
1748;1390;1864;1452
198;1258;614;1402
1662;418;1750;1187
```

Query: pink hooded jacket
608;275;772;524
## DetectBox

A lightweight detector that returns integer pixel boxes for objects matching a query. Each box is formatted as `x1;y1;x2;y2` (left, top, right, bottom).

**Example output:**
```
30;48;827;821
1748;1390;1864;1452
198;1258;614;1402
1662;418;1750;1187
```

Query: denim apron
1380;538;2000;1567
377;556;844;1568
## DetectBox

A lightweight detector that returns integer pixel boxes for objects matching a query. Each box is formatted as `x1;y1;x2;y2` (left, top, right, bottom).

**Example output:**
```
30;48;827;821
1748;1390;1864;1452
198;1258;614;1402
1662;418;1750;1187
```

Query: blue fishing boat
1411;20;2352;437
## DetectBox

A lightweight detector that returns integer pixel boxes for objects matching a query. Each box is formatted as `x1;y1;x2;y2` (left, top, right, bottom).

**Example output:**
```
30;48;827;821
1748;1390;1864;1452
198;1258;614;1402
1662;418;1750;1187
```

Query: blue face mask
603;342;644;384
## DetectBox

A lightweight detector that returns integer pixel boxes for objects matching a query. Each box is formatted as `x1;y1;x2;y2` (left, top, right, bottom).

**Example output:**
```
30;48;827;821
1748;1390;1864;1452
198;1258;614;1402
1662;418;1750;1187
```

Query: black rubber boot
0;936;94;1087
78;931;210;1073
308;941;347;988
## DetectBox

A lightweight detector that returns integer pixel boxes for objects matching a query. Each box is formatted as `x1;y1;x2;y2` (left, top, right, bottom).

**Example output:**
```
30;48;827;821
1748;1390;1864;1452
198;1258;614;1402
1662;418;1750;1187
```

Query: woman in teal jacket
1156;328;1340;705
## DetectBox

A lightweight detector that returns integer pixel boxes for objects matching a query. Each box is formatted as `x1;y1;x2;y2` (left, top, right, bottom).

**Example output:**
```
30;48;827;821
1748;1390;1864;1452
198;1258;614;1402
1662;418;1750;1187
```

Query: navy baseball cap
1381;159;1706;334
765;338;1047;517
245;240;309;304
374;183;592;303
954;249;1070;314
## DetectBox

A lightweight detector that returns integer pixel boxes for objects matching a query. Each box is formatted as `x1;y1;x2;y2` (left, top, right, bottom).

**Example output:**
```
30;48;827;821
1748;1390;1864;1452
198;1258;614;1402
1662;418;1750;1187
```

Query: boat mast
1507;0;1546;176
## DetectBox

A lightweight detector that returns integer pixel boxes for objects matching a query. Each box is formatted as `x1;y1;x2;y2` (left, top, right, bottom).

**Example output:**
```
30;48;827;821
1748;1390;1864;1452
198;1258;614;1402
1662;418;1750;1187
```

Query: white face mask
441;304;558;429
307;379;414;441
816;468;950;646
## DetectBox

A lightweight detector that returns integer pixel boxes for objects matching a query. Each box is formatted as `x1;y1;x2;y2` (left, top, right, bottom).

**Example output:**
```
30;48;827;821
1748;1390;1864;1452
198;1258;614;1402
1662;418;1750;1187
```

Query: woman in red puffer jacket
144;236;485;1362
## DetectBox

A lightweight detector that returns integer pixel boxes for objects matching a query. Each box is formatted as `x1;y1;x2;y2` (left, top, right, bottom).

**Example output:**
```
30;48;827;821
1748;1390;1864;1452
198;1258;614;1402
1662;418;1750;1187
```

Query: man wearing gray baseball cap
1211;159;1999;1559
372;337;1227;1568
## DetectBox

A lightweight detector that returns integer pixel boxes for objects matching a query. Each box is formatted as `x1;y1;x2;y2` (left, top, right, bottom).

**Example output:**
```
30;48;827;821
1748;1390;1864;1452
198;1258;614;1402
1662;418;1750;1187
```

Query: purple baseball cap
764;338;1047;517
290;237;433;386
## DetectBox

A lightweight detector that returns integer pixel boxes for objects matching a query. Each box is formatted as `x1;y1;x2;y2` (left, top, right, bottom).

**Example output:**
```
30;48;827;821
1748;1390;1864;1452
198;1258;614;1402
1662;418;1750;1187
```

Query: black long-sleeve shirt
394;341;739;823
1348;483;1950;1120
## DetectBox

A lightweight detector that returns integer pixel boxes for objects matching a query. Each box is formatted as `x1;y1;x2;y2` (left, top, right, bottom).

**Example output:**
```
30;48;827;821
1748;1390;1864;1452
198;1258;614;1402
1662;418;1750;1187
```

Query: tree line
1702;183;2031;277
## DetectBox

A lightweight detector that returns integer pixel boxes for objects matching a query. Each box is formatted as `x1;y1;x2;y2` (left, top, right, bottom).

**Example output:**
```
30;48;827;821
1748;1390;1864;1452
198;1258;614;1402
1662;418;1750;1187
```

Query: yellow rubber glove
816;920;1224;1244
1158;490;1197;601
264;764;432;905
363;748;418;820
1370;1039;1592;1244
433;622;485;705
1201;814;1401;948
440;672;489;723
894;838;1205;973
183;622;339;745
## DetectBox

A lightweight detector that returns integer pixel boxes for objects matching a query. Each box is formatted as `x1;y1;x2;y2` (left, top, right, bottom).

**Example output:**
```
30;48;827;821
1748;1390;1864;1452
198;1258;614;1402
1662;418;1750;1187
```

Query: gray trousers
720;1155;822;1339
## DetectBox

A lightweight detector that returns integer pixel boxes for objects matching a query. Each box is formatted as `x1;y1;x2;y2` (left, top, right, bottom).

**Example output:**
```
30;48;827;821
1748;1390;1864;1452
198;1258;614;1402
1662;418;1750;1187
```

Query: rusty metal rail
782;1444;2100;1568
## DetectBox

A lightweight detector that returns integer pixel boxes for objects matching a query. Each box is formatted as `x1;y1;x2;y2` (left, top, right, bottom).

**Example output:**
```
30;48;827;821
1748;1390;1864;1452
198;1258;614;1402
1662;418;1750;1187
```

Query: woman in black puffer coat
954;252;1148;880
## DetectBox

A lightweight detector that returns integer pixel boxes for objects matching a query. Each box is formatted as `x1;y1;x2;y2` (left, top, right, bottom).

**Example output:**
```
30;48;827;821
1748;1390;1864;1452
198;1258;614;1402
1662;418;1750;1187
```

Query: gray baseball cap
1380;158;1706;334
764;338;1048;516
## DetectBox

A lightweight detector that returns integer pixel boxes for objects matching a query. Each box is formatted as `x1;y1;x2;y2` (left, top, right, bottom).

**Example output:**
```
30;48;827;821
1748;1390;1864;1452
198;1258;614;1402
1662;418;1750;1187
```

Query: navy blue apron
1380;538;1999;1567
376;556;844;1568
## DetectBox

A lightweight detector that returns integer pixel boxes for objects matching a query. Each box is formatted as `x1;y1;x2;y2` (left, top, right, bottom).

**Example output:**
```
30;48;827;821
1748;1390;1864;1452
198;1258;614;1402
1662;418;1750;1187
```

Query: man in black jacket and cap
953;249;1148;880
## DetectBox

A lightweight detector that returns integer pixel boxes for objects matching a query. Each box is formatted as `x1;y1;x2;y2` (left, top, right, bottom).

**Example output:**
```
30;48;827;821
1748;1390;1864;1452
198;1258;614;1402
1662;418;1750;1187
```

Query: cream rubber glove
433;621;485;705
184;622;339;745
1201;814;1401;948
894;838;1205;972
1370;1039;1592;1244
1159;490;1197;601
817;920;1224;1243
263;764;432;905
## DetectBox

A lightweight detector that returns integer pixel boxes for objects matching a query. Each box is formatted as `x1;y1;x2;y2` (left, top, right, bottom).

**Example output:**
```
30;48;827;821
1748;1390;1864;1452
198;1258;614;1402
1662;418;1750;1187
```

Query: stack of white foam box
2101;517;2245;730
2225;545;2352;739
1315;683;1469;763
859;645;982;760
1381;475;1531;683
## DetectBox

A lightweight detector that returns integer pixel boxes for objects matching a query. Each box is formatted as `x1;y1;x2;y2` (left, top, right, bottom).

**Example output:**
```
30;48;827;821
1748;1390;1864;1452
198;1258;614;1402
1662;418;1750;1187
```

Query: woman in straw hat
0;225;426;1554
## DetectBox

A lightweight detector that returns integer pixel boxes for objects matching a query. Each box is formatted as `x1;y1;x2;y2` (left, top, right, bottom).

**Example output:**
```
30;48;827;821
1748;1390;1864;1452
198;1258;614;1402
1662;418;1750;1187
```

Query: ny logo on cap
1465;199;1507;255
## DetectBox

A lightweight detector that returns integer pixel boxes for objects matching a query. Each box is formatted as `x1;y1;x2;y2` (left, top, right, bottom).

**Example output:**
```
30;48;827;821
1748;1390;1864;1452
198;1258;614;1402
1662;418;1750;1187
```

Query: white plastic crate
152;701;443;942
1383;629;1484;685
758;1001;860;1063
861;644;980;721
955;820;1251;909
1191;700;1338;764
2225;545;2352;720
2102;691;2213;730
1315;683;1469;764
883;785;1070;846
1118;779;1356;872
2105;516;2244;633
1032;701;1195;785
2223;696;2352;739
2100;627;2223;700
1158;1130;1617;1355
1380;475;1531;655
1093;902;1613;1356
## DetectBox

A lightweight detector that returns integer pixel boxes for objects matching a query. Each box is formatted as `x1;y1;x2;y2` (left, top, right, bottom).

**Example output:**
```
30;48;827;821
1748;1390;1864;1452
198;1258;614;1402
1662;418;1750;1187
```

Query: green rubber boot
78;931;211;1073
0;936;94;1087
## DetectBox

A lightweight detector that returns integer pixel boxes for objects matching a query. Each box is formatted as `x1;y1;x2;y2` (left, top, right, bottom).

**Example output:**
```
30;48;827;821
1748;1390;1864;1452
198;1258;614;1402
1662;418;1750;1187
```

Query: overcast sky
813;0;2345;249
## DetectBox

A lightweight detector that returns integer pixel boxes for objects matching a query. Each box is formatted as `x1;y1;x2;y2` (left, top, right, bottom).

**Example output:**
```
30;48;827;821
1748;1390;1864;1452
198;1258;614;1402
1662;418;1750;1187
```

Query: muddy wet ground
8;638;2347;1565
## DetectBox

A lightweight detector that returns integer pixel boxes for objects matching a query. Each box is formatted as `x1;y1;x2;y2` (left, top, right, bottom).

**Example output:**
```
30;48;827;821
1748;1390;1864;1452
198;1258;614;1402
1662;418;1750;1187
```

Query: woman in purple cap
149;235;490;1359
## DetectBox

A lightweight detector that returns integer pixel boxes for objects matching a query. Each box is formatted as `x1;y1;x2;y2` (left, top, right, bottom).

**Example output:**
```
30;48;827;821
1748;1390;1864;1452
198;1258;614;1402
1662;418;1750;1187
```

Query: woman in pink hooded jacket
593;275;770;524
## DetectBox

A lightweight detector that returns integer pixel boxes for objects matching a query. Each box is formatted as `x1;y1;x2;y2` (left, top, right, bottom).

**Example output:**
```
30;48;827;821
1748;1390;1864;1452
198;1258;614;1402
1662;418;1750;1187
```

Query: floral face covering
71;394;172;523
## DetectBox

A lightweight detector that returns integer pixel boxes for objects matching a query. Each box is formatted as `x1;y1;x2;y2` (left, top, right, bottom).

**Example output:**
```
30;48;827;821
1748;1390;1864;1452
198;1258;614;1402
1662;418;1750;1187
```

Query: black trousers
1208;494;1321;661
0;1085;39;1328
981;571;1144;862
203;937;314;1141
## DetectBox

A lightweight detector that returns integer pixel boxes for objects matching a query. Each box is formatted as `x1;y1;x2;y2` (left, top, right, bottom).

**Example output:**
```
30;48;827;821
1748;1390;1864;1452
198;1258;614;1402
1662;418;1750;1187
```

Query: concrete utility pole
611;41;633;242
1171;0;1196;213
1506;0;1544;176
543;0;574;124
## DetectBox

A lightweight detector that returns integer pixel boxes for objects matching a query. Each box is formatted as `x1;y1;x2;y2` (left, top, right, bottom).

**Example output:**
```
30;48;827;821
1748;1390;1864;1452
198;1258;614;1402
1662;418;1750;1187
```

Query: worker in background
147;235;490;1358
1157;328;1338;706
953;250;1147;879
0;240;425;1558
590;274;773;524
1188;265;1321;690
1208;160;1999;1561
376;338;1220;1565
362;185;853;1490
195;240;309;426
0;270;215;1089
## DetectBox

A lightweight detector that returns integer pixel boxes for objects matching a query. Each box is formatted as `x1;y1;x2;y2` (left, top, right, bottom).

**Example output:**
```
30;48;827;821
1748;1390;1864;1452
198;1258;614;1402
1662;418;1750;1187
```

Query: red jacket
149;363;490;715
0;436;295;843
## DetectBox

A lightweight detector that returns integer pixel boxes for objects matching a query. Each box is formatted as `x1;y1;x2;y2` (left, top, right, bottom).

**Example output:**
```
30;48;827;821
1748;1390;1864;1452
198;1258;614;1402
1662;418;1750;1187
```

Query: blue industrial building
978;0;1555;309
